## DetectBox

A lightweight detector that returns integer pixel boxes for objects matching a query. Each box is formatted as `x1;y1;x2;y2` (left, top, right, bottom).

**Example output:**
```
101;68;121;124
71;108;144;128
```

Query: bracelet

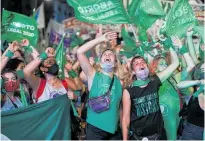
39;52;48;60
5;50;14;58
16;70;24;79
179;45;188;55
68;69;78;79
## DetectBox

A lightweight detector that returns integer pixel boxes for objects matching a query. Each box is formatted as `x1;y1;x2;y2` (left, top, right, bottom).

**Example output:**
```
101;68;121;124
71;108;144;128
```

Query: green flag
70;35;84;49
1;10;39;47
55;36;66;79
66;0;131;24
121;27;144;57
1;95;71;140
121;26;136;52
128;0;165;29
163;0;198;38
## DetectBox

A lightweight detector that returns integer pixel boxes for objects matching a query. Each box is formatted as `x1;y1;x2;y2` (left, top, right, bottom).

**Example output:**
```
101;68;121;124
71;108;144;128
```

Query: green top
87;72;122;133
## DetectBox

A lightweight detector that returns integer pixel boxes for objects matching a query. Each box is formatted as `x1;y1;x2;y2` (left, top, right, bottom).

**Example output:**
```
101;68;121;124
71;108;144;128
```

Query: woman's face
3;72;17;83
43;57;56;67
157;58;168;72
16;62;25;70
100;50;116;64
132;58;148;72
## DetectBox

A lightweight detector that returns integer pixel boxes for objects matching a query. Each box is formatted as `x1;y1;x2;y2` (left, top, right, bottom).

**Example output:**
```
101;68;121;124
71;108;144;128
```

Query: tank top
37;82;67;103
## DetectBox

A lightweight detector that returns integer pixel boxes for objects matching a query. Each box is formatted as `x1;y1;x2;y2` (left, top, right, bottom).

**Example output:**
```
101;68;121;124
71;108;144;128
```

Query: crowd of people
1;21;204;140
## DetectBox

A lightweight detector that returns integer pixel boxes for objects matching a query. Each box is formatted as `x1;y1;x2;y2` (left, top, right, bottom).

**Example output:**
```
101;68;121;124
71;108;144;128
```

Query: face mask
47;63;59;76
101;62;114;73
135;67;149;80
4;81;19;92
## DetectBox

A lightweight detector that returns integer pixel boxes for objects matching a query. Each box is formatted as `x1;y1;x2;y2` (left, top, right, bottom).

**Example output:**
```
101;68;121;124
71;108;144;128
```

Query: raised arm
23;47;54;91
173;36;195;72
77;32;117;77
65;62;83;91
157;47;179;83
122;89;131;140
177;79;204;89
1;41;20;72
186;28;199;64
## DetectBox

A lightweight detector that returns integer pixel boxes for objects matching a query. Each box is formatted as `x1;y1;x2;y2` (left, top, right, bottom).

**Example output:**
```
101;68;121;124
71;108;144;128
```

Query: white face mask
100;62;114;73
135;67;149;80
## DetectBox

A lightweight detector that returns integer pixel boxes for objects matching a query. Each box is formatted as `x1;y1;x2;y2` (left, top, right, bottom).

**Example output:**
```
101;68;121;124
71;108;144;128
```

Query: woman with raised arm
1;41;23;111
122;46;179;140
23;47;81;103
177;61;204;140
149;36;195;140
77;32;123;140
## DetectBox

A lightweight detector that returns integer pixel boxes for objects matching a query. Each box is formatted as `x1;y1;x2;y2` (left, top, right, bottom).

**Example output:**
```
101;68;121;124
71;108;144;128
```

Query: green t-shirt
87;72;122;133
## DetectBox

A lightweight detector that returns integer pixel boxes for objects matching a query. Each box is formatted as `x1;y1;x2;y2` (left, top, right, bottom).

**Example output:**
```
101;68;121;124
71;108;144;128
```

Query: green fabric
66;0;131;24
179;45;188;55
2;10;38;47
119;51;135;59
5;50;14;58
131;79;150;87
193;85;204;98
128;0;165;29
160;37;174;50
39;52;48;60
70;35;84;49
55;36;66;79
121;27;144;57
159;80;180;140
1;78;6;94
193;26;204;43
138;26;148;41
163;0;198;38
19;83;28;107
121;26;136;52
68;69;77;79
16;70;24;79
87;72;122;133
199;46;204;60
71;101;79;116
24;46;33;54
1;95;71;140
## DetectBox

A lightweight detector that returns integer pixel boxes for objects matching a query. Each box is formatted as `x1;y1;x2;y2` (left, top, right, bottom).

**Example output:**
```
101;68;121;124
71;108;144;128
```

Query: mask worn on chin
101;62;114;73
4;81;19;92
135;68;149;80
47;63;59;76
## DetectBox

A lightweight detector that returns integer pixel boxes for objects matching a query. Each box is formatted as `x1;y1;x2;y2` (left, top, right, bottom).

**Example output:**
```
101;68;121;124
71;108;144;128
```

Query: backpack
35;78;68;102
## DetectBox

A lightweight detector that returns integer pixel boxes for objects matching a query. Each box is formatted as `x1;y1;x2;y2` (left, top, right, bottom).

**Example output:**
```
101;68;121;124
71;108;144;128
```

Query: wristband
179;45;188;55
39;52;48;60
68;69;78;78
5;50;14;59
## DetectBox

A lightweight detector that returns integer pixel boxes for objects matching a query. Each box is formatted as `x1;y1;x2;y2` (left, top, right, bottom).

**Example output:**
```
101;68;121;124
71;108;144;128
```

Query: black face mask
47;63;59;76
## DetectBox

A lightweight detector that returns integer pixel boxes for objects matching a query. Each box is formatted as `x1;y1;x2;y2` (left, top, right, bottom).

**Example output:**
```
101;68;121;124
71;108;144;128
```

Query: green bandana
16;70;24;79
132;79;150;87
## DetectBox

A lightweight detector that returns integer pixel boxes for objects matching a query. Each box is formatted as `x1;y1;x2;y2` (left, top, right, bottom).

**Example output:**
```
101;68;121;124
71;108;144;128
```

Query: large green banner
163;0;198;37
1;95;71;140
66;0;131;24
2;10;39;47
128;0;165;29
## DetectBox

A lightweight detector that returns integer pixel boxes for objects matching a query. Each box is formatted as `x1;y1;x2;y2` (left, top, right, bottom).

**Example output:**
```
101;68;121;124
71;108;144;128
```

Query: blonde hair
94;48;132;88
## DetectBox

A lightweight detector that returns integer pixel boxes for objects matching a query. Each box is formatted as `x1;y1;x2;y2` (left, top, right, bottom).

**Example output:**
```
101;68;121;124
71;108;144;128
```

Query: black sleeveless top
126;75;164;136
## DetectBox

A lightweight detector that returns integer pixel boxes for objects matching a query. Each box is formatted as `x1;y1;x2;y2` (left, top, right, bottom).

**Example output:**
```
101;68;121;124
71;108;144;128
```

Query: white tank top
37;82;67;103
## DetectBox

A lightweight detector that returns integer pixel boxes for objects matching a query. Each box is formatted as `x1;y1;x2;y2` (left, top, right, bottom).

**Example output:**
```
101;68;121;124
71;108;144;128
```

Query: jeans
181;121;204;140
86;123;122;140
